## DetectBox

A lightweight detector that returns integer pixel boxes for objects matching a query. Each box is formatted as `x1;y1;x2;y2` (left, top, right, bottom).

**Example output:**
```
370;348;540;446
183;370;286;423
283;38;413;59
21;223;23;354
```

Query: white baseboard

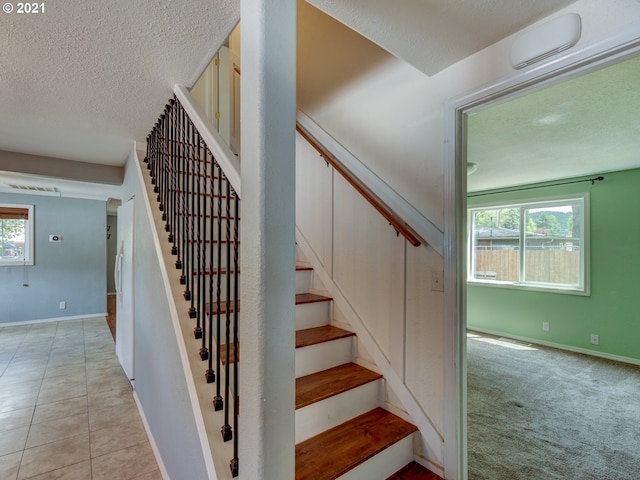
133;391;171;480
0;313;107;327
468;327;640;366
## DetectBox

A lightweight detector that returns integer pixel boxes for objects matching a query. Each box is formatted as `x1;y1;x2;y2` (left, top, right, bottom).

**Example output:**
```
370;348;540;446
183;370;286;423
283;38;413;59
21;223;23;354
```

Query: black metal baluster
168;99;177;248
213;167;224;411
230;189;240;477
205;150;216;384
145;97;241;477
159;109;167;216
173;100;180;255
222;176;233;443
192;124;202;337
197;131;207;356
185;118;195;312
177;104;186;279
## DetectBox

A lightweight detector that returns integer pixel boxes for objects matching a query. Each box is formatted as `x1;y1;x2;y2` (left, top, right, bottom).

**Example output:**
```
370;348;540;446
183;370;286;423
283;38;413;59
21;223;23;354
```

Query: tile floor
0;317;162;480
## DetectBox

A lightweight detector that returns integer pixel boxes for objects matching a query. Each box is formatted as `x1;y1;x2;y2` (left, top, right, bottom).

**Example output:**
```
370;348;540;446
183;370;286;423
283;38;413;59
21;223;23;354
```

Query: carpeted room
464;55;640;479
465;170;640;479
466;332;640;479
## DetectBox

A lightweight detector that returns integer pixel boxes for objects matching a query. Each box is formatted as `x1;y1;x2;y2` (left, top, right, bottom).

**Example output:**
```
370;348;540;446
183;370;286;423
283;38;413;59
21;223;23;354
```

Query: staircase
293;261;419;479
143;93;442;479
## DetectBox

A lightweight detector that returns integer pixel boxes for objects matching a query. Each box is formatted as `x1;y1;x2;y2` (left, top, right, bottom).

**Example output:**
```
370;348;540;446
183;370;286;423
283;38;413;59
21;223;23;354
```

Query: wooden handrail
296;123;424;247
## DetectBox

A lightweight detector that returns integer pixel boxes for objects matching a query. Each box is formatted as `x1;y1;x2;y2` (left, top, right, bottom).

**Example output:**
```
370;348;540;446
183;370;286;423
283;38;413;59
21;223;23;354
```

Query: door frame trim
443;22;640;480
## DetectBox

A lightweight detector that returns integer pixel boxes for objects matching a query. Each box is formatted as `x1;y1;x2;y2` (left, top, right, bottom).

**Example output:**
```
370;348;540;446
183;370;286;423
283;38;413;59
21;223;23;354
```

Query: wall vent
8;184;58;193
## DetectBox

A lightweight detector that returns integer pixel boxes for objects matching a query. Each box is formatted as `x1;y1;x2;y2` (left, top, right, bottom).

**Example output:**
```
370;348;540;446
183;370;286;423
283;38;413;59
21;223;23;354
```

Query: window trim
0;203;34;266
467;193;590;296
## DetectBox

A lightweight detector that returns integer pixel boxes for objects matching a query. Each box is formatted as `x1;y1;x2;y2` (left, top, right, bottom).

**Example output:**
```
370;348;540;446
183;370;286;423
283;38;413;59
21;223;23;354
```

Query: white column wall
239;0;297;478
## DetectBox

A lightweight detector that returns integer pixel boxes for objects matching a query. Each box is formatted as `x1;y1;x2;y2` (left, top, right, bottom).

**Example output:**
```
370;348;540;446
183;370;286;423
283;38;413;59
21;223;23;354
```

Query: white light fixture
511;13;582;69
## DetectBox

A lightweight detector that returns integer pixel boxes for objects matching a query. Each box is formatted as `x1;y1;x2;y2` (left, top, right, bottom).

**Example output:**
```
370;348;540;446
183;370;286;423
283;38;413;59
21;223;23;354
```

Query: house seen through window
0;204;34;266
468;195;589;294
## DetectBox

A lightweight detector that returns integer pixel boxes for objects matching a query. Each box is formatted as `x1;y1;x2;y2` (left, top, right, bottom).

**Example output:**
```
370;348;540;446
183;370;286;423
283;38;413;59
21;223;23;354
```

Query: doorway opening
447;35;640;480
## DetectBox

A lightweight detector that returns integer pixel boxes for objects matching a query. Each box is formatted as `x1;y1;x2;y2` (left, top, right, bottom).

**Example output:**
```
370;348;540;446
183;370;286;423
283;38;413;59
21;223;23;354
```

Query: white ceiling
308;0;577;75
0;0;584;198
0;0;239;167
466;54;640;192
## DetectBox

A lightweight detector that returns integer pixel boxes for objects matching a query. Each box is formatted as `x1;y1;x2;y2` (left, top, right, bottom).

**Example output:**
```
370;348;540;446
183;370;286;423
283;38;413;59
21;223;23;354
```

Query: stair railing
145;93;241;477
296;122;426;248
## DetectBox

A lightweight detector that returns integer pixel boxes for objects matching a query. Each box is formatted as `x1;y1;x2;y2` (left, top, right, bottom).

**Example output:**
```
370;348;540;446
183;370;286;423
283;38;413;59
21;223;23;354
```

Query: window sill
467;279;590;296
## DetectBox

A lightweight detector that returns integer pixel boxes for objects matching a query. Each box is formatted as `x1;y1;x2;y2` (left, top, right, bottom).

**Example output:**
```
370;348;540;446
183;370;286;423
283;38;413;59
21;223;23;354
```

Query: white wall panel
405;244;445;433
332;174;405;361
295;135;334;273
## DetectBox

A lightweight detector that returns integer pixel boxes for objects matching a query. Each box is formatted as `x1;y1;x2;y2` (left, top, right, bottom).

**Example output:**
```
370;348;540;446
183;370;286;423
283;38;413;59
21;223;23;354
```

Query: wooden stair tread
295;293;332;304
219;323;351;365
387;462;443;480
296;325;355;348
205;293;330;315
386;462;443;480
295;407;417;480
296;362;382;409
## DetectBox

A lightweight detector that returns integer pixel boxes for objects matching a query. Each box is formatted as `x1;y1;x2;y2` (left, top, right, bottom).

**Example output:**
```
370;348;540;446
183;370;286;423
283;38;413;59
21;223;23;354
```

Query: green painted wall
467;168;640;361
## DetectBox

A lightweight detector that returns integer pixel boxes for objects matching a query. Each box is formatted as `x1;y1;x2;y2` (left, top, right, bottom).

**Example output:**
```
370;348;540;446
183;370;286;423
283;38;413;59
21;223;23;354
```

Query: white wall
121;149;210;480
295;132;446;456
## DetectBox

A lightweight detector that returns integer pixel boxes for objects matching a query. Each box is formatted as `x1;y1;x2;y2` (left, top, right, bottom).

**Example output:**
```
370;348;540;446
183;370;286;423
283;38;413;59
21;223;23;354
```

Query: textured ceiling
0;0;239;167
0;0;591;199
467;54;640;192
307;0;577;75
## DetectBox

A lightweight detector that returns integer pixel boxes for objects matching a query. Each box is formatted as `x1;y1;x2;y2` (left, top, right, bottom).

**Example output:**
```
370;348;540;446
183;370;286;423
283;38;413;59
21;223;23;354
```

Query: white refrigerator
115;198;135;381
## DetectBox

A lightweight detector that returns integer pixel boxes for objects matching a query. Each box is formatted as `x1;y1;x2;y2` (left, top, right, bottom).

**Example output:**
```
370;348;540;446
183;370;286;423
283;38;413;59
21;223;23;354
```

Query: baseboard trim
133;391;171;480
468;327;640;366
0;313;107;327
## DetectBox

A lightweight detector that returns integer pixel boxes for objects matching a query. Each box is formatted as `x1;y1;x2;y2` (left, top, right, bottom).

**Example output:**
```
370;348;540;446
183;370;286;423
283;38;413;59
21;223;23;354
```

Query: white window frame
0;203;35;266
467;193;590;295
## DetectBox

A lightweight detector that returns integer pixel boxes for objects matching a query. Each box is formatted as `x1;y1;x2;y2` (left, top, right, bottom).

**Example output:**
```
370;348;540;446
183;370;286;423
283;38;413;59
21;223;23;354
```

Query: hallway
0;316;161;479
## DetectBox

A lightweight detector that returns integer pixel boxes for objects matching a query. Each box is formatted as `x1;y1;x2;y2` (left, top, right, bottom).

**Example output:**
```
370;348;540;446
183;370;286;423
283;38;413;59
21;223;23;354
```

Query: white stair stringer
137;152;236;480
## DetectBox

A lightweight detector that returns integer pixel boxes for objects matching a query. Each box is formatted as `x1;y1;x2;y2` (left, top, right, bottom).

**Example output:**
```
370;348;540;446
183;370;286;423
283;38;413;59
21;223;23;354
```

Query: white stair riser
337;434;415;480
295;302;331;330
295;337;353;378
295;269;313;294
295;380;382;443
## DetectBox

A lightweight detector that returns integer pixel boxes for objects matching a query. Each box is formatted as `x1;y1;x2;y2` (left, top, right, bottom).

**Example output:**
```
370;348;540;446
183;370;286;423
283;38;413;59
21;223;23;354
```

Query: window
0;204;34;266
468;195;589;294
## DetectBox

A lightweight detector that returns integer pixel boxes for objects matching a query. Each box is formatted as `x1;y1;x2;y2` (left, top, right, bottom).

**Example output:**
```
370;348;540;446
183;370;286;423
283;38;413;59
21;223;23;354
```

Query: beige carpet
467;332;640;479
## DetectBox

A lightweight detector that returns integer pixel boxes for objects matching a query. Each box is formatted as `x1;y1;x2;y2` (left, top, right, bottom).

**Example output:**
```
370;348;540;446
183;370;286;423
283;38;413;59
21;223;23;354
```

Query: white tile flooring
0;318;162;480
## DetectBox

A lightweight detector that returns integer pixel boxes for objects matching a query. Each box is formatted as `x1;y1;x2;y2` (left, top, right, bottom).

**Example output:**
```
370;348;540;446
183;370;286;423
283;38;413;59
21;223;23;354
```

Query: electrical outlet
590;334;599;345
542;322;550;332
59;301;66;310
431;269;444;292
